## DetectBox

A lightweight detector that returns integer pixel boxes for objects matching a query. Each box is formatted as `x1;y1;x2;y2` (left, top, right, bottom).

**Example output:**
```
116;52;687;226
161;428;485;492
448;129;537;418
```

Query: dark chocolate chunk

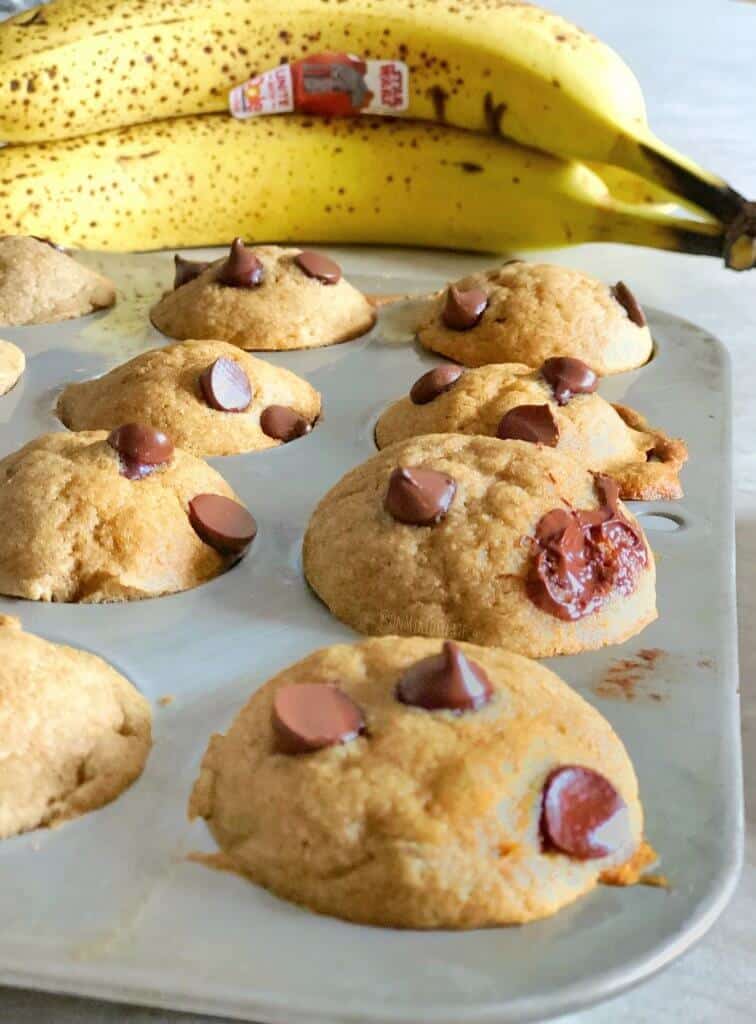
217;237;264;288
199;358;252;413
409;363;464;405
188;493;257;555
174;254;210;289
395;641;493;712
526;474;647;621
295;250;342;285
107;423;174;480
497;404;559;446
441;285;488;330
260;405;312;442
611;281;647;327
540;765;631;860
272;683;365;754
541;357;598;405
384;466;457;526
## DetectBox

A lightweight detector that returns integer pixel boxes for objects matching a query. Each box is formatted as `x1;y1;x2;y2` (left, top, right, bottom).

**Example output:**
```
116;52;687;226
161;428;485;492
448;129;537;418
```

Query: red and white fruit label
229;52;409;119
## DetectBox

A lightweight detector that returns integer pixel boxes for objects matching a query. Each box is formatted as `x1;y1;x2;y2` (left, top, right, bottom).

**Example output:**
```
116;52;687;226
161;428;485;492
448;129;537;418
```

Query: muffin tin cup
0;247;740;1024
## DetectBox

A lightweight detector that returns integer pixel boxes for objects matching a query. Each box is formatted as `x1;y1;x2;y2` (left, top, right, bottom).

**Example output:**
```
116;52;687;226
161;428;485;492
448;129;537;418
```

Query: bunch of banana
0;0;750;266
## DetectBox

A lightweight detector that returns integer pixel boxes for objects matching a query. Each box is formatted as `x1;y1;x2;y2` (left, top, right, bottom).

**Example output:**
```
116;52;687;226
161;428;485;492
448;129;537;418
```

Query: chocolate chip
217;237;264;288
441;285;488;330
395;641;493;713
497;404;559;446
199;358;252;413
295;250;342;285
409;363;464;405
174;254;210;289
260;405;312;442
188;493;257;555
107;423;174;480
385;466;457;526
540;765;631;860
611;281;646;327
527;475;647;621
272;683;365;754
541;357;598;405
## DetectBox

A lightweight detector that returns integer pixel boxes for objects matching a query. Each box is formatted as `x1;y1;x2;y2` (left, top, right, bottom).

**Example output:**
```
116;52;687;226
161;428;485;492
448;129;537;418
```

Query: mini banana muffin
0;338;25;395
150;241;375;351
0;616;151;840
417;262;652;374
0;235;115;326
376;360;686;500
303;434;657;657
0;427;257;603
57;340;321;457
189;635;649;928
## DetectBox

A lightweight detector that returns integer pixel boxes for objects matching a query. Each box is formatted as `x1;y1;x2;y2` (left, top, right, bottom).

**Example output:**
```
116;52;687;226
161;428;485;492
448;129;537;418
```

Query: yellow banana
0;0;746;240
0;113;723;258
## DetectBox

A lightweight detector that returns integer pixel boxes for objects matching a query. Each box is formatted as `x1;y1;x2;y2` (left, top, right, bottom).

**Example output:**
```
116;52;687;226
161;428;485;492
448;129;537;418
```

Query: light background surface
1;0;754;1021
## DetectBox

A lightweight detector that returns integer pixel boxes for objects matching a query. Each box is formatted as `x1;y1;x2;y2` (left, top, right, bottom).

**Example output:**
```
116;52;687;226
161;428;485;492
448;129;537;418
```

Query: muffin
58;339;321;456
303;434;657;656
0;615;151;839
0;427;257;602
375;359;686;500
150;240;375;350
417;261;652;373
189;635;650;928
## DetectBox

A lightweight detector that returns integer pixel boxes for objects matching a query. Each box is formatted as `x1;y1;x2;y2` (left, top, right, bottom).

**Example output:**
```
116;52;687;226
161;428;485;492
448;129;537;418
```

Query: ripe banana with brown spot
0;113;724;257
0;0;748;253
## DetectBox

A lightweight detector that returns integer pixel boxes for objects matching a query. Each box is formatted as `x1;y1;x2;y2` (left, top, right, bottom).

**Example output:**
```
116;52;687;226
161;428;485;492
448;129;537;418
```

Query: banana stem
609;130;754;268
595;198;725;259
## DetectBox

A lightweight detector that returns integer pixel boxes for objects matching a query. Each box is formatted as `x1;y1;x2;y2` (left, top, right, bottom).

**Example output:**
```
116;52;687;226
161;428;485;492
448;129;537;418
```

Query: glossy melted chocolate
527;476;647;621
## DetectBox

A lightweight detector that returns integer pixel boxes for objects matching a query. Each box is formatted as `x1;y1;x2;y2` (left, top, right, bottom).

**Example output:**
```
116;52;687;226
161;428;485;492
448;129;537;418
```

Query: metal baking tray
0;247;741;1023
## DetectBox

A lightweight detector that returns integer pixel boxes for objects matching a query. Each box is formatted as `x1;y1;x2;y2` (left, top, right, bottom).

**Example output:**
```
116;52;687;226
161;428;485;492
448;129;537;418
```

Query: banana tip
724;201;756;270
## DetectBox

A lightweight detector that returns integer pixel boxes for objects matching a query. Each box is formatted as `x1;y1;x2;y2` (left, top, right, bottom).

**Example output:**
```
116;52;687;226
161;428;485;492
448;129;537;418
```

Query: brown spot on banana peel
428;85;449;122
483;92;508;135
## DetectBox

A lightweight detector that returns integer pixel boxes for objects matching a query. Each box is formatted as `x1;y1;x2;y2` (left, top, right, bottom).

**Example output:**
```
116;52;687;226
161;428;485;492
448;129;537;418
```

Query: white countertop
3;0;755;1020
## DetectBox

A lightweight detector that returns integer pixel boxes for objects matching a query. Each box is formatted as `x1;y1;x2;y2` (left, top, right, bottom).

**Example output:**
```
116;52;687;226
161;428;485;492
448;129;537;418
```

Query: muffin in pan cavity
58;339;321;457
0;616;151;840
375;359;686;500
189;635;653;929
0;235;115;326
150;241;375;351
417;261;652;374
0;426;257;603
303;434;657;657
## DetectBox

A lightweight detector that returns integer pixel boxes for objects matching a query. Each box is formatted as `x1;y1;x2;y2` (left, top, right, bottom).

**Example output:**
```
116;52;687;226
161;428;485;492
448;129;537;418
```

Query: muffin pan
0;247;741;1023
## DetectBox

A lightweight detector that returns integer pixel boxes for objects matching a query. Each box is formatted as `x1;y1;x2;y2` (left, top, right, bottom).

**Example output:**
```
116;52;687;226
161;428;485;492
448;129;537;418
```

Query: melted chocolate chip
442;285;488;330
174;254;210;289
395;641;493;713
385;467;457;526
541;357;598;405
497;404;559;446
540;765;631;860
272;683;365;754
295;250;342;284
409;363;464;405
107;423;174;480
188;493;257;555
611;281;647;327
199;358;252;413
217;237;264;288
526;474;647;620
260;405;312;442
